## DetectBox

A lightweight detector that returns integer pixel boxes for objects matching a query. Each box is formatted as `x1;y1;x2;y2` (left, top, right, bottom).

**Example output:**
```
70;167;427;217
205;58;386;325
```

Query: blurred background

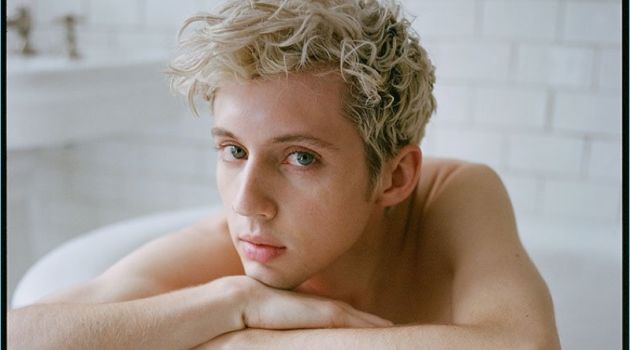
6;0;622;348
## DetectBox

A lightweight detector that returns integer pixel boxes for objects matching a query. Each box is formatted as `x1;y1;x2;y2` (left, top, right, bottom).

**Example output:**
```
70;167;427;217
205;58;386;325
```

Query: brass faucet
7;6;36;55
59;15;80;59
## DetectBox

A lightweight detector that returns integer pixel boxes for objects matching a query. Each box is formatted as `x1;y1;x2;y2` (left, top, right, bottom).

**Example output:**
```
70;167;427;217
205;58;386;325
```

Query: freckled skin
213;74;381;292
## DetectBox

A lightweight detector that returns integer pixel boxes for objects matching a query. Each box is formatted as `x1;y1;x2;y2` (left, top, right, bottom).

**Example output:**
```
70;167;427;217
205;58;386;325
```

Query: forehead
212;72;359;143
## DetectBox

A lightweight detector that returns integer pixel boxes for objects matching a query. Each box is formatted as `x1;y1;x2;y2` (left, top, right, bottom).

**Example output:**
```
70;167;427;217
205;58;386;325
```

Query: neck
294;196;415;310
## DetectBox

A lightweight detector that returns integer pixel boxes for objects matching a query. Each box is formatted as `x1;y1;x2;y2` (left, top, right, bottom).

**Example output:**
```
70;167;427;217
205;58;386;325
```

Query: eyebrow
211;127;339;151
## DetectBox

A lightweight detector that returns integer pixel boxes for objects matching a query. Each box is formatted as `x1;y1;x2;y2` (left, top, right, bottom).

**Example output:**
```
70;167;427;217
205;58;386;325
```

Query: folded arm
8;216;389;350
197;324;535;350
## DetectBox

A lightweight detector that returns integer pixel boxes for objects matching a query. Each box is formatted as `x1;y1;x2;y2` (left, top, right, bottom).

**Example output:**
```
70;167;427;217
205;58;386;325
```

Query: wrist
205;276;253;331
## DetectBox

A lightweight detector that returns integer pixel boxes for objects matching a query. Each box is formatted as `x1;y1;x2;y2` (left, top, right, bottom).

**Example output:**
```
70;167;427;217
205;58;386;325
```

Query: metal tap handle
56;14;84;59
7;6;36;55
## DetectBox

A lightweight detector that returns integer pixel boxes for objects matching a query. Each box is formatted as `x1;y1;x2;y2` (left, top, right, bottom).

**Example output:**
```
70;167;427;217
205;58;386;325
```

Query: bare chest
363;250;453;325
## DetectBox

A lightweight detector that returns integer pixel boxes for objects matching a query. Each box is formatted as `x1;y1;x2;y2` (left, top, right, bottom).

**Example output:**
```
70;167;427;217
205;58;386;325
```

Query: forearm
8;278;245;350
201;324;555;350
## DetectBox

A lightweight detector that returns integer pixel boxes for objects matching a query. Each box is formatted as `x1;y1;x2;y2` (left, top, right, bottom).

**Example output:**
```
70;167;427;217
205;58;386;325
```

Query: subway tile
7;151;38;200
136;113;215;142
74;138;146;175
515;45;594;88
597;48;622;90
542;179;620;221
197;148;219;181
420;120;438;153
135;118;188;139
199;0;228;11
433;128;504;169
176;182;221;208
113;31;174;52
482;0;559;41
430;42;511;81
87;0;141;27
139;143;209;178
31;0;85;26
29;26;66;55
29;163;74;197
553;92;621;134
67;172;127;201
507;134;583;175
76;29;115;52
432;84;471;124
474;87;547;129
145;0;205;31
588;138;621;182
120;177;180;210
562;2;621;44
405;1;476;39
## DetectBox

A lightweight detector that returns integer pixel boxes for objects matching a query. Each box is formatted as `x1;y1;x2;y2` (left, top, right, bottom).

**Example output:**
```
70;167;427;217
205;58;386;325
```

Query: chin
244;263;304;290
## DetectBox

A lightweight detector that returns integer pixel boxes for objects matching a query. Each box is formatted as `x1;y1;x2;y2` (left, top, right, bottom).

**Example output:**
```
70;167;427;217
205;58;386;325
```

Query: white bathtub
11;207;622;349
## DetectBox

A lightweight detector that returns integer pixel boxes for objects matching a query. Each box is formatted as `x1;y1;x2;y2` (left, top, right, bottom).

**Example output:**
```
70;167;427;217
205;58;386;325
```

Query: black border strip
2;1;8;348
622;0;629;348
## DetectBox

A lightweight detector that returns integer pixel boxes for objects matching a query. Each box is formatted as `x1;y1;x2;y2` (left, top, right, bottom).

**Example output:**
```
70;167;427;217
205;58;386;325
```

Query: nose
231;160;277;220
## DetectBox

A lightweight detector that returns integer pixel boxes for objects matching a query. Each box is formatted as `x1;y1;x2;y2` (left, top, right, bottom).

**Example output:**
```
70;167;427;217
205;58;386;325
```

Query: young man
9;0;560;349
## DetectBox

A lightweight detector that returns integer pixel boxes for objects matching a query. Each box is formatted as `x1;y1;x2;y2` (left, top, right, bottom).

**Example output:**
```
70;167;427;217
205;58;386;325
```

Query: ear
375;145;422;207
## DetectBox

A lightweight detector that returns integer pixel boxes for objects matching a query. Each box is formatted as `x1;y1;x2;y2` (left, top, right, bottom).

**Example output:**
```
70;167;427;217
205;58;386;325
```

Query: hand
224;276;392;330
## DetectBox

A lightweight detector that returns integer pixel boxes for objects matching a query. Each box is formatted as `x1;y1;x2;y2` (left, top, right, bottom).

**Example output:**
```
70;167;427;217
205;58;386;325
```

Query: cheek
216;164;235;204
290;184;372;249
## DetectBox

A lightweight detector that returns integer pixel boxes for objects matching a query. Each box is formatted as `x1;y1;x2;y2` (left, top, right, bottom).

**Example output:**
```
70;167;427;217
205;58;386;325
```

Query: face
212;73;380;289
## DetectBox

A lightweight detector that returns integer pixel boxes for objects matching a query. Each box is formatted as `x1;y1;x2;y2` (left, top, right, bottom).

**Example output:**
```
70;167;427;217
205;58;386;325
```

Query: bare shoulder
102;210;244;288
39;210;243;304
413;157;559;344
415;157;499;211
416;157;517;247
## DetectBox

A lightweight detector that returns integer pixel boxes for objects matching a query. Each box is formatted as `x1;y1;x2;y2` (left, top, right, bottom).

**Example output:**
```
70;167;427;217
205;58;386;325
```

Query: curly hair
167;0;437;190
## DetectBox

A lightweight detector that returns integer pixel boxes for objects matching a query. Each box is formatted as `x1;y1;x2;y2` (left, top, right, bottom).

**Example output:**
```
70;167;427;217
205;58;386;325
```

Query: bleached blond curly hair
167;0;436;189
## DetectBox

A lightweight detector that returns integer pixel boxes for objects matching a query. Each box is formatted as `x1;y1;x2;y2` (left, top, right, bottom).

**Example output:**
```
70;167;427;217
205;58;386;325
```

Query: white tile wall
7;0;623;305
145;0;206;32
597;48;622;90
432;128;504;169
406;1;477;39
432;83;472;124
562;2;622;44
587;139;622;182
542;180;620;221
553;92;621;134
32;0;85;26
429;42;511;82
474;87;547;129
507;134;584;175
515;45;594;88
481;0;559;41
87;0;141;27
496;172;541;216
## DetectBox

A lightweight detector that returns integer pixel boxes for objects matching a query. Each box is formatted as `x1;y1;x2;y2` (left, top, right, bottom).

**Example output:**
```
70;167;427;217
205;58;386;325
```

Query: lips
238;235;286;263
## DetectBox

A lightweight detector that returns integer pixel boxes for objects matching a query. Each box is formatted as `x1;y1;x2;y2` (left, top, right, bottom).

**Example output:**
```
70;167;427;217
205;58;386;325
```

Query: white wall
7;0;622;304
409;0;622;224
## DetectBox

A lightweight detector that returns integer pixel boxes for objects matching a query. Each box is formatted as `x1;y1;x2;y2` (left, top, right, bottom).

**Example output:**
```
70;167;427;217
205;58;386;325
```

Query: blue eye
227;145;247;159
289;151;316;166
